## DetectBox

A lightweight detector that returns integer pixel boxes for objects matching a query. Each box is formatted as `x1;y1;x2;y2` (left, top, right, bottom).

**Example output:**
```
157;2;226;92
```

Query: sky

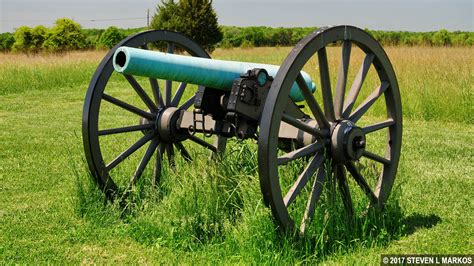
0;0;472;33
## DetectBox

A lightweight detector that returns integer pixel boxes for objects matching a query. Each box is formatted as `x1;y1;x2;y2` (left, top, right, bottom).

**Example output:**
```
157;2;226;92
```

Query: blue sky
0;0;472;33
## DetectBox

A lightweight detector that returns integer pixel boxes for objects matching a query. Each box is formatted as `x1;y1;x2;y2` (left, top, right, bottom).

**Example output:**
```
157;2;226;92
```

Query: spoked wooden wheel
83;30;226;200
258;26;402;234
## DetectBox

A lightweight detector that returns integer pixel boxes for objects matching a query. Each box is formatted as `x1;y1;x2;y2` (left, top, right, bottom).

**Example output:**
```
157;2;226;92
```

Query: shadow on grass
401;213;441;235
282;206;442;261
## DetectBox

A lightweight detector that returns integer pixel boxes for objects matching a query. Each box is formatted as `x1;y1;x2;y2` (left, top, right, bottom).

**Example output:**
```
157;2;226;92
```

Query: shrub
12;25;49;52
432;29;451;46
31;26;48;51
12;26;33;52
0;32;14;51
43;18;87;52
98;26;126;48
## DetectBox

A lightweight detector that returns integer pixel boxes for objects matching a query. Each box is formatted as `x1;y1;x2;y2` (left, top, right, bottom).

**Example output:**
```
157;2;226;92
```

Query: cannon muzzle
113;47;315;102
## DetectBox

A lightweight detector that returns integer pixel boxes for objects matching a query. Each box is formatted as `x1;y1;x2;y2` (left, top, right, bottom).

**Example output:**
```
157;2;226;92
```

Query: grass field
0;46;473;264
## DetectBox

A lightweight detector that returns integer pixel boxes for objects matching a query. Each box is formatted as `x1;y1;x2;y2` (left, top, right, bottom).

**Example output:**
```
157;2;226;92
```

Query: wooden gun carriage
83;25;402;234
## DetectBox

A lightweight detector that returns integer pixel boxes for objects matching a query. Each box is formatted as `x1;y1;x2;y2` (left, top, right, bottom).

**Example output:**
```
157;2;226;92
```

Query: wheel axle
330;120;366;163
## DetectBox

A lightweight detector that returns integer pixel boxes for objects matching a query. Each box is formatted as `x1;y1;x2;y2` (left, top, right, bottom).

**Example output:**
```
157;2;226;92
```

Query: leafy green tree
151;0;223;52
98;26;126;48
151;0;181;30
451;32;467;46
82;28;105;49
43;18;87;51
465;35;474;46
12;26;33;51
13;25;49;52
432;29;451;46
271;28;293;46
221;26;244;47
0;32;15;51
31;26;48;51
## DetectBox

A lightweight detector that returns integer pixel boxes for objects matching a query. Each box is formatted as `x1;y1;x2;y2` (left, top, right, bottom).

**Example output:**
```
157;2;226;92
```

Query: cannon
83;25;402;234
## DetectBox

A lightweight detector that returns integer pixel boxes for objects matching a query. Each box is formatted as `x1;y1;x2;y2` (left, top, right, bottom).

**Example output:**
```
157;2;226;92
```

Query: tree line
0;20;472;53
0;18;144;53
221;26;473;47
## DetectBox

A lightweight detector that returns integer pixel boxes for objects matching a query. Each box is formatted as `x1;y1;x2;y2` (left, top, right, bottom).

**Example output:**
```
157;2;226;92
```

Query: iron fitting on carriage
139;107;187;143
157;107;187;143
330;120;366;163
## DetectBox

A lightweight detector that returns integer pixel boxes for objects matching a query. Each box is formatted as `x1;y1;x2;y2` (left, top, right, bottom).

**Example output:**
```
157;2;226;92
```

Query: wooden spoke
362;150;391;165
98;124;153;136
362;119;395;134
165;81;172;106
179;95;196;110
124;75;158;113
149;78;165;108
175;142;192;162
284;153;324;207
349;82;390;123
335;164;353;216
345;162;378;205
166;144;175;166
165;43;175;106
281;113;327;139
317;47;335;122
153;143;165;186
342;53;374;118
188;135;218;152
141;43;164;107
300;166;326;233
127;139;159;190
102;93;154;120
106;132;155;171
171;82;188;107
277;142;323;165
296;74;330;129
334;40;352;119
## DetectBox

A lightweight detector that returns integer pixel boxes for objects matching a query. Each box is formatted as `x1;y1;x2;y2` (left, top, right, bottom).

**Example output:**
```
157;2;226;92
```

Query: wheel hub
139;107;185;143
330;120;366;163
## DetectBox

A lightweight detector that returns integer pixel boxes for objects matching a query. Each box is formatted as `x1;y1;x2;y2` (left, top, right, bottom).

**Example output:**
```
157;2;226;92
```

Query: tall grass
1;46;471;122
71;138;406;263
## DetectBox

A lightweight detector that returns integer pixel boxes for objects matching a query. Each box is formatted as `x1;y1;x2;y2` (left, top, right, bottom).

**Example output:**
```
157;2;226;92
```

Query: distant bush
12;26;34;52
82;27;143;49
83;28;105;49
12;25;48;52
43;18;87;52
240;39;254;49
465;36;474;46
98;26;126;48
0;32;14;51
221;26;315;48
432;29;451;46
31;26;48;51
